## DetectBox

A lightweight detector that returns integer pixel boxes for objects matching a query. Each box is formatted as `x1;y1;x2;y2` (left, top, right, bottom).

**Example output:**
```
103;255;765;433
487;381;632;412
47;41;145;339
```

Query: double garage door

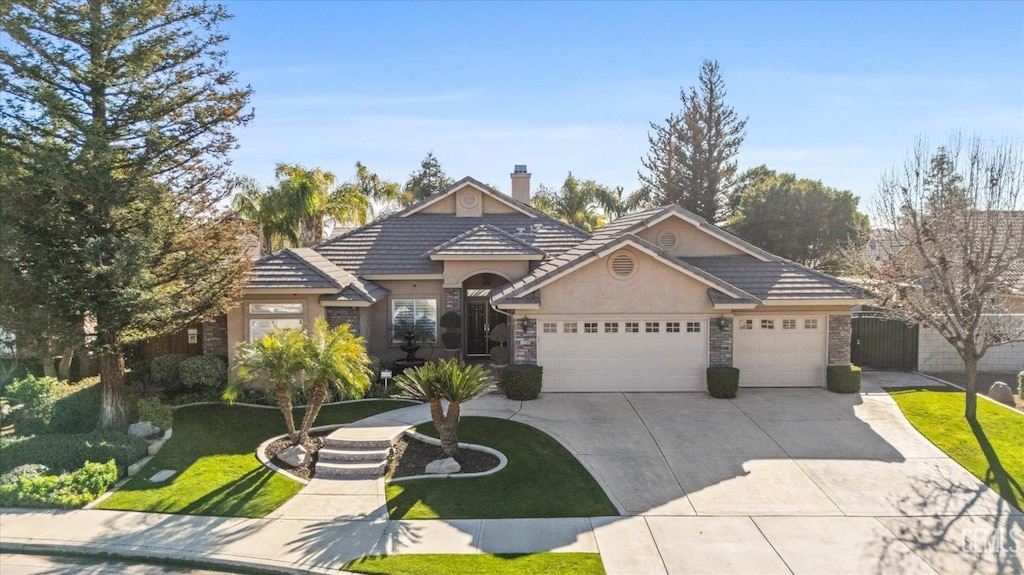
537;318;707;392
536;315;829;391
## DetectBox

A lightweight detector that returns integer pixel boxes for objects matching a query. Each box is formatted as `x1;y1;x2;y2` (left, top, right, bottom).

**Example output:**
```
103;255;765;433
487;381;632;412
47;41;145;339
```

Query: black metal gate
851;311;919;371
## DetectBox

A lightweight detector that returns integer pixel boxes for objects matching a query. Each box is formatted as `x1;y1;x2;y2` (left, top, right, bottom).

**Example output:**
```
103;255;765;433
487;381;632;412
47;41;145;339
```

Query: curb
170;398;417;411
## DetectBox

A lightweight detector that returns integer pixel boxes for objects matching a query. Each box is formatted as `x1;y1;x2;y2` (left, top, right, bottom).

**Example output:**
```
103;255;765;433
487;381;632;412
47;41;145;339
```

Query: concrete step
323;436;394;450
318;446;392;464
316;460;386;478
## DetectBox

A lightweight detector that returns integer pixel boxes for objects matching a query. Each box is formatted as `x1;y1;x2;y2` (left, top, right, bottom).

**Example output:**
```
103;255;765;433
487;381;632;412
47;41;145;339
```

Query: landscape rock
128;456;153;477
279;444;310;467
988;381;1015;406
424;457;461;475
128;421;158;438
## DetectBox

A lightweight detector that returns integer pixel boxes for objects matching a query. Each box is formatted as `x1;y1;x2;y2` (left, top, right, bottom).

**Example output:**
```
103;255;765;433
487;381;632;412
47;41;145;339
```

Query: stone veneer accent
325;307;361;337
708;316;733;367
513;317;537;365
444;288;462;314
828;314;852;365
202;315;228;359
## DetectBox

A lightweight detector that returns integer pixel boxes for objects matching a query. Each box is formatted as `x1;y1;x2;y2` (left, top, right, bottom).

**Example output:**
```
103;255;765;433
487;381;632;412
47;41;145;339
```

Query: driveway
464;371;1023;574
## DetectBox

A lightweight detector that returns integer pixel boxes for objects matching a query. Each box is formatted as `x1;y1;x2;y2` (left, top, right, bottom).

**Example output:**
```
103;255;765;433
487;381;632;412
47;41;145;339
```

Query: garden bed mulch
263;429;331;481
387;435;499;479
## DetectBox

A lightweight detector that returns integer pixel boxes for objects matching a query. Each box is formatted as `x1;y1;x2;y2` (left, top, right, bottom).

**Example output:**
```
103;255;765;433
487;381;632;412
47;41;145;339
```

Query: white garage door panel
537;319;707;392
734;316;827;387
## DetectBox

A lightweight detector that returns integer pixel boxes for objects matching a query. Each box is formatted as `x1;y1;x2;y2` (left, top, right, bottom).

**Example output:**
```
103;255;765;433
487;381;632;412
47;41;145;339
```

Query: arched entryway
462;273;510;357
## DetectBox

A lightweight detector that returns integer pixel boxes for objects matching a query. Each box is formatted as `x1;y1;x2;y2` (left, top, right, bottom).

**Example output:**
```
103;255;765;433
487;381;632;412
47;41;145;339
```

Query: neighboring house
208;166;870;392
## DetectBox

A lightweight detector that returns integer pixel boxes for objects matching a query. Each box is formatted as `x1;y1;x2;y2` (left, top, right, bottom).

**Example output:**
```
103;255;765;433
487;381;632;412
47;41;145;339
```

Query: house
207;165;870;392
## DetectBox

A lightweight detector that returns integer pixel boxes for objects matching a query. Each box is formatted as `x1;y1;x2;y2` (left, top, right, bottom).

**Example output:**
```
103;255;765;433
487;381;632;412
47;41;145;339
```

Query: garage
536;317;707;392
733;316;827;387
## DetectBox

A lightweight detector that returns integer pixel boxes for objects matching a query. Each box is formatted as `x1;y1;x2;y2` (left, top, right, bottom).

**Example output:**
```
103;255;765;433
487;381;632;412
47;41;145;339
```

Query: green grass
343;553;605;575
887;386;1024;512
96;400;410;517
386;417;618;519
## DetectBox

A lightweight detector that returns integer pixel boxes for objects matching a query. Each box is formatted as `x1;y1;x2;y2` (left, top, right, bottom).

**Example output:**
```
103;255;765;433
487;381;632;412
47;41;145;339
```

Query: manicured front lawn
343;553;605;575
925;372;1023;410
887;386;1024;512
385;417;618;520
97;400;410;517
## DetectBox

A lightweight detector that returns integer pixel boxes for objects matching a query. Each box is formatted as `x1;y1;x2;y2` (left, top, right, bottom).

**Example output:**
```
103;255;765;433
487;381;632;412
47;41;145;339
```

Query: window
249;303;303;315
645;322;660;333
804;319;818;330
604;322;619;333
391;299;437;343
739;319;753;330
783;319;796;330
761;319;774;330
625;322;639;333
666;322;680;333
686;321;701;333
543;322;557;333
584;322;598;333
249;318;303;342
248;302;304;342
564;322;578;333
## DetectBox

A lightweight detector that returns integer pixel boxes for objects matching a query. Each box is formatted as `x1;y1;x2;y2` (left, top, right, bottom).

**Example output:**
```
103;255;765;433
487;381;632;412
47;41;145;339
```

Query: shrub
4;375;61;435
706;366;740;399
505;364;542;400
0;464;49;486
137;397;173;429
826;365;862;393
0;432;148;477
440;311;462;349
0;358;44;393
0;460;118;509
150;354;188;389
178;355;227;391
48;377;102;434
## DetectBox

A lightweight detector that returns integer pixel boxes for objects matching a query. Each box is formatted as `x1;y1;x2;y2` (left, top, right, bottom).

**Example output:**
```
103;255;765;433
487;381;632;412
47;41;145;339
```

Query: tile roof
681;256;867;301
247;248;387;304
427;224;546;258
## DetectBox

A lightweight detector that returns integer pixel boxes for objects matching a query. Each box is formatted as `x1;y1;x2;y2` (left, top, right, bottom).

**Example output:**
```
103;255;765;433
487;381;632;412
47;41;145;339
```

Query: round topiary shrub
178;356;227;392
826;365;862;393
505;364;543;400
706;366;740;399
440;311;462;350
149;354;188;389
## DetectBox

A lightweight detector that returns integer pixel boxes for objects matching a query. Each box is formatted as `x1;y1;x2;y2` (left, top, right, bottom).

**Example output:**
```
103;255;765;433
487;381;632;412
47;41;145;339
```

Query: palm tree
395;359;494;457
225;328;307;440
534;173;647;231
295;318;373;443
231;176;296;256
274;163;339;247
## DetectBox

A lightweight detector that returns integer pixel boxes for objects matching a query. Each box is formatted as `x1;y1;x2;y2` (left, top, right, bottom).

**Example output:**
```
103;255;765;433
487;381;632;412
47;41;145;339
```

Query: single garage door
537;318;707;392
733;316;827;387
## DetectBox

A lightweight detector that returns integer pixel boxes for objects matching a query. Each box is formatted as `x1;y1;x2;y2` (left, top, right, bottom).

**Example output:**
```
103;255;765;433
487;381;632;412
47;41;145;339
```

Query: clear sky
222;1;1024;209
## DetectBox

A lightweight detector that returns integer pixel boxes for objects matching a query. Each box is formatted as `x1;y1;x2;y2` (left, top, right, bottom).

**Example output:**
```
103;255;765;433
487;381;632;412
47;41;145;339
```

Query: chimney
511;164;531;204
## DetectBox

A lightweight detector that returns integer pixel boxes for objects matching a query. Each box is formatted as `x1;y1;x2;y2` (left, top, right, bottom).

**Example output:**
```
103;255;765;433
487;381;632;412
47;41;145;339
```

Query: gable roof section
682;256;868;302
246;248;387;304
427;224;546;260
401;176;541;218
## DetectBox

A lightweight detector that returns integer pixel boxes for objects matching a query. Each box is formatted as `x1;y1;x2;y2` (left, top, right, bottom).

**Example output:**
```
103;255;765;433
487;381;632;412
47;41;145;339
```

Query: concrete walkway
2;373;1022;574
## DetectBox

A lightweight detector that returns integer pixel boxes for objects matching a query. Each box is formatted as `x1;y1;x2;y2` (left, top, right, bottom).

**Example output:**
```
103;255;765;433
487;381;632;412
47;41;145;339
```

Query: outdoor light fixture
717;316;728;330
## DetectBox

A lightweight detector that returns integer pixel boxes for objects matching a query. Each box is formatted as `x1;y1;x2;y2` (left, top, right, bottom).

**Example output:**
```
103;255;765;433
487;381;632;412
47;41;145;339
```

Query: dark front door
465;298;506;356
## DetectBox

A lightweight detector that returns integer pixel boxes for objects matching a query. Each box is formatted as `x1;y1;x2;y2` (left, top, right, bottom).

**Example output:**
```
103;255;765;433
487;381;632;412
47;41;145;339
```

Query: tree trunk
58;347;74;381
99;350;128;429
275;384;297;440
42;339;57;378
296;382;327;444
437;401;461;457
963;353;978;421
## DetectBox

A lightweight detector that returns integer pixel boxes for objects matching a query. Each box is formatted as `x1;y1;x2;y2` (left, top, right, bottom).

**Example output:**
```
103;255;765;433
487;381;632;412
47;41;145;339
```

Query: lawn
887;386;1024;512
96;400;411;518
343;553;605;575
924;371;1023;410
385;417;618;520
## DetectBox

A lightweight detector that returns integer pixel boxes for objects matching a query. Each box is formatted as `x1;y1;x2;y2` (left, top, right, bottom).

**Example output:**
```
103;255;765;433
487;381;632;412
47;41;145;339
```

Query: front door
465;298;506;356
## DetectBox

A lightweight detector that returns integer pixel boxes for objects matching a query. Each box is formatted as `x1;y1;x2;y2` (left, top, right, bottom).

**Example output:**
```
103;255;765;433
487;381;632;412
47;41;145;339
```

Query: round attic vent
609;251;637;279
460;192;478;209
657;229;678;250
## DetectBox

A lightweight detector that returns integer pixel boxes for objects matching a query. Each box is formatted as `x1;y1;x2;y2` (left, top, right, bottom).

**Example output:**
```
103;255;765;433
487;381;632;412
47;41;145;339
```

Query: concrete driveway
464;371;1023;574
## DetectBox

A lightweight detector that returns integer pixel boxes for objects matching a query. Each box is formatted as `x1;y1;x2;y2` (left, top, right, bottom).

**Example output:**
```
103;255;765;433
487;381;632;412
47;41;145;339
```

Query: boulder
128;421;158;438
424;457;461;475
988;382;1016;406
278;444;310;467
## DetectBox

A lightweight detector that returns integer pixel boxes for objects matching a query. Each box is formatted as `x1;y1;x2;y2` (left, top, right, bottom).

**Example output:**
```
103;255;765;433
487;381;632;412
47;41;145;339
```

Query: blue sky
222;1;1024;209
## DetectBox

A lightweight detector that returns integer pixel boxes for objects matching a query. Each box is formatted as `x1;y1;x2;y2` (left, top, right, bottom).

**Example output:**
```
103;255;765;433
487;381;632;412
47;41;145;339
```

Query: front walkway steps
312;414;409;479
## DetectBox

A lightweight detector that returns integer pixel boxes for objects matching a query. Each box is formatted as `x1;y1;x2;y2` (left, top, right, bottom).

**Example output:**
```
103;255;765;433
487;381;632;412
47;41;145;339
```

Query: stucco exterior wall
366;279;446;365
226;293;326;364
918;322;1024;372
481;194;520;214
416;194;457;214
442;260;529;288
637;218;746;258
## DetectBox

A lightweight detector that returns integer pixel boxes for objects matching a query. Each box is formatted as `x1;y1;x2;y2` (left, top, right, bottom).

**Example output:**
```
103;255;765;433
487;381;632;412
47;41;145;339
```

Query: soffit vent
609;251;637;279
460;192;478;209
657;229;678;250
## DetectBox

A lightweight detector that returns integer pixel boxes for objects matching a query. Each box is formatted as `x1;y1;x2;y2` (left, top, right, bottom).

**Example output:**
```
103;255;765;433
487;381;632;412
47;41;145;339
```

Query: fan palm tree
231;176;296;255
225;328;307;440
295;318;373;443
395;359;494;457
274;163;339;247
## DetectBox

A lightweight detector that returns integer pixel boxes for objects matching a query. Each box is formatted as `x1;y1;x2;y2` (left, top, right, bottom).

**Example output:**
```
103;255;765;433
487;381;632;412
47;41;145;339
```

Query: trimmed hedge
0;459;118;509
826;365;862;393
0;432;147;477
706;366;740;399
505;364;543;400
150;354;189;389
49;376;101;433
179;355;227;391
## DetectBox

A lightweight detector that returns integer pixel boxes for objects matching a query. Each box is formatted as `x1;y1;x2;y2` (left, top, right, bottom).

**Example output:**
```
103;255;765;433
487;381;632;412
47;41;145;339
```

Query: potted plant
439;311;462;352
489;323;510;367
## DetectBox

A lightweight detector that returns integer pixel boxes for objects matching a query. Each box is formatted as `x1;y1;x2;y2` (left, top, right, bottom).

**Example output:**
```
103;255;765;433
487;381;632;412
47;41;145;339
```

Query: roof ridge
286;247;350;290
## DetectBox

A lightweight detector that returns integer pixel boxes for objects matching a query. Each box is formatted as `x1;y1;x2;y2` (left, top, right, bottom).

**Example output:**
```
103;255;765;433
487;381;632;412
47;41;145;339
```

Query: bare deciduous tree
871;133;1024;419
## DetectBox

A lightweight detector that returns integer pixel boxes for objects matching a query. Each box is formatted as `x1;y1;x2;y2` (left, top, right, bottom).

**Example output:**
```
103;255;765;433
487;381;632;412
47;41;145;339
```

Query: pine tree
640;60;747;221
0;0;253;428
402;152;454;206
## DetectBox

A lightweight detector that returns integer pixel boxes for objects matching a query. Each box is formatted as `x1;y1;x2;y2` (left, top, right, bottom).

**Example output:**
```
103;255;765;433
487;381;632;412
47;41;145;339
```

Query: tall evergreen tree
0;0;253;428
402;151;454;206
640;60;747;221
